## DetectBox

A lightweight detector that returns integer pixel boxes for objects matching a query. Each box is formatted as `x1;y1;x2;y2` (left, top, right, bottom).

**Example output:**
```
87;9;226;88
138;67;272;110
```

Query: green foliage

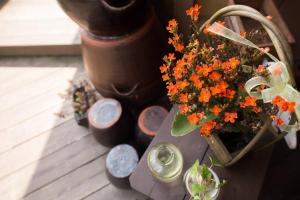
171;111;217;137
192;184;205;196
201;165;212;180
171;112;198;136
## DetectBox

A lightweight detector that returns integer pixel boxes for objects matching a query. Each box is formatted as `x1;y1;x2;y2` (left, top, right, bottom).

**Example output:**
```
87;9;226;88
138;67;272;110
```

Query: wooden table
130;107;273;200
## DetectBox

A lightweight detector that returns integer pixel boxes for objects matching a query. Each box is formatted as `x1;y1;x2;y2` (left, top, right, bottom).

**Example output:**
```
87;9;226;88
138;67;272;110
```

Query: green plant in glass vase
184;158;226;200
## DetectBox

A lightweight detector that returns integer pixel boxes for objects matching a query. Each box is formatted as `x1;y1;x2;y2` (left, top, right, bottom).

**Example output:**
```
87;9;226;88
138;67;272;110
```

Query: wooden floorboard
84;184;148;200
23;155;109;200
0;56;145;200
0;0;80;55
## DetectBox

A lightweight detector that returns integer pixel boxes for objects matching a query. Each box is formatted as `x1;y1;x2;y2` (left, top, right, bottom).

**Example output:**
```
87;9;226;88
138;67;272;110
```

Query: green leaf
191;160;200;177
191;184;205;196
201;165;212;180
171;112;198;137
199;113;218;126
171;111;217;137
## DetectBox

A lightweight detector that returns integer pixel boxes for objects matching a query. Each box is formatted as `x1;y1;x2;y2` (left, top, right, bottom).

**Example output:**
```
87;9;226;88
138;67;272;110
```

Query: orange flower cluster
200;120;217;136
186;4;201;21
160;4;271;137
272;96;295;113
271;115;285;126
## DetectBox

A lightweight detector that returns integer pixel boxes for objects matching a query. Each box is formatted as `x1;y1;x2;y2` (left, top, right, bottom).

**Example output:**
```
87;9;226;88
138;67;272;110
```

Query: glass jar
183;167;220;200
147;142;183;183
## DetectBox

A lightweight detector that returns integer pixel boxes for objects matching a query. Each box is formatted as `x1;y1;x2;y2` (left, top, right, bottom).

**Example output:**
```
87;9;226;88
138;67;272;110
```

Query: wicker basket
199;5;296;166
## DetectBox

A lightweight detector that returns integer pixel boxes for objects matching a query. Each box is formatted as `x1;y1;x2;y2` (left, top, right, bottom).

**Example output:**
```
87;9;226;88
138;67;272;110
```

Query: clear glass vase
147;142;183;183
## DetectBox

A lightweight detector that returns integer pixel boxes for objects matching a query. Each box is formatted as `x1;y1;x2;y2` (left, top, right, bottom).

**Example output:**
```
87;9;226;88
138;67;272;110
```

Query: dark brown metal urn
57;0;167;106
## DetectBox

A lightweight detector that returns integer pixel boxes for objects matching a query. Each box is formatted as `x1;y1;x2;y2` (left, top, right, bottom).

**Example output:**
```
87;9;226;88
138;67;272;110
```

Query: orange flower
212;59;222;70
217;81;229;93
200;120;216;136
244;96;257;107
166;19;177;33
240;31;246;38
190;74;204;89
179;104;189;114
253;106;262;113
179;93;188;103
217;44;225;50
160;64;168;73
228;57;240;69
186;4;201;21
190;73;199;82
175;43;184;52
256;65;266;74
197;64;213;77
199;88;211;103
172;34;180;42
224;89;236;99
187;113;199;125
177;80;190;90
224;112;238;123
271;115;284;126
167;83;178;96
184;52;195;63
221;61;230;71
168;53;175;61
203;24;211;35
209;71;221;81
162;74;170;81
272;96;285;108
194;79;204;89
240;102;246;108
210;86;221;96
211;105;222;116
281;101;296;113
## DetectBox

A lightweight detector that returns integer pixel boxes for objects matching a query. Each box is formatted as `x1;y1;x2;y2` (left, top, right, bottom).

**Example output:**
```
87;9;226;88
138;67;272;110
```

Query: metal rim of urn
88;98;133;147
88;98;122;129
138;105;168;137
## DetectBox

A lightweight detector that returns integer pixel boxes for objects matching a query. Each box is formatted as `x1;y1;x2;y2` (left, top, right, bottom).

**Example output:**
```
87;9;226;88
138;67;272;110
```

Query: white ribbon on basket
207;22;300;149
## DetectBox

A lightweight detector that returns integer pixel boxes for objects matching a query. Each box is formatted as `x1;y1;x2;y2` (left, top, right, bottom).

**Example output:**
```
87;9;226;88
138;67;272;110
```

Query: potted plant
72;80;98;127
160;3;300;166
184;158;225;200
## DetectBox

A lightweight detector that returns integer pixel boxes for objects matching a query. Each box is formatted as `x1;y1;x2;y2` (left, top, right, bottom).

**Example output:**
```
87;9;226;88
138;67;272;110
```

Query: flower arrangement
160;4;300;162
160;4;300;156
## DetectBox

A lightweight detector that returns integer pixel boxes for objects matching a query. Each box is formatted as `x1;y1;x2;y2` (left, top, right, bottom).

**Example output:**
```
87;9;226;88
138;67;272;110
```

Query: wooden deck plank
84;184;148;200
0;68;83;130
0;101;74;154
0;57;85;111
0;119;90;180
23;155;109;200
0;0;80;55
0;67;61;94
0;134;108;200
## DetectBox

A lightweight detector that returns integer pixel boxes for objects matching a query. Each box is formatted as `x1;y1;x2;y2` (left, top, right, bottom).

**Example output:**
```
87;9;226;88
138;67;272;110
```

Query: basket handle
199;5;295;166
199;5;295;86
